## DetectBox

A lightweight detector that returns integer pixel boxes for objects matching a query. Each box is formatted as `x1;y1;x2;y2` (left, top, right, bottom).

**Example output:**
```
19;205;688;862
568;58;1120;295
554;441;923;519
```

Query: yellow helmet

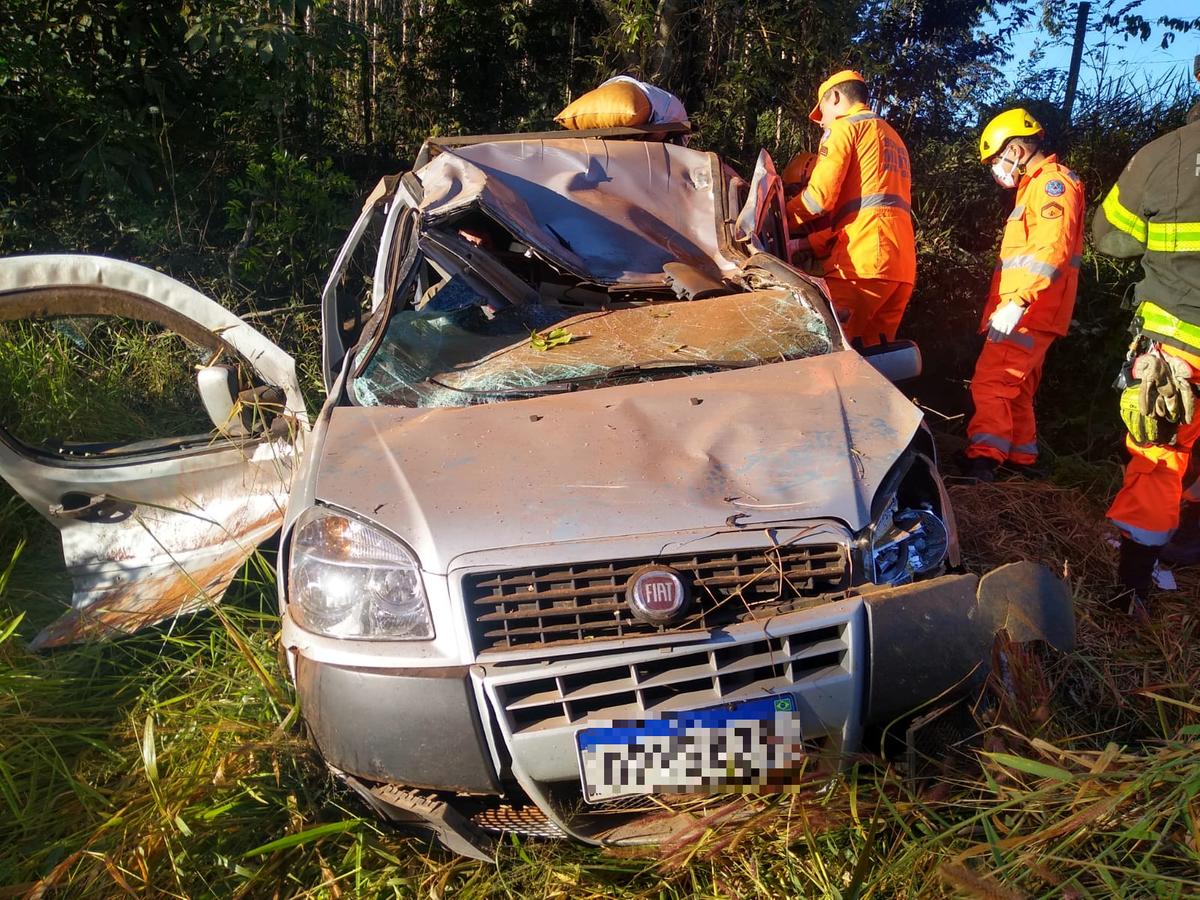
781;151;818;188
978;108;1044;162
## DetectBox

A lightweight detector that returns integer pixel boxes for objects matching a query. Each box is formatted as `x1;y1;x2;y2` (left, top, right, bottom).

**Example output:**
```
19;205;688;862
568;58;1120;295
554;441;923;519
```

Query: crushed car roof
415;138;741;288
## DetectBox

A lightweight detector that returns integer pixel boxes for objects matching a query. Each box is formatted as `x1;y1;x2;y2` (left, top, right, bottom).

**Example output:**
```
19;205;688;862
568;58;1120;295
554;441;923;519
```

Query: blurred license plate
576;695;805;802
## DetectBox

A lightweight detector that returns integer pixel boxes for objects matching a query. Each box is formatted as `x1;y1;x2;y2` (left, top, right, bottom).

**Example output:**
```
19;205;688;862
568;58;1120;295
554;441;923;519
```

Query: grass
0;318;212;447
1;464;1198;897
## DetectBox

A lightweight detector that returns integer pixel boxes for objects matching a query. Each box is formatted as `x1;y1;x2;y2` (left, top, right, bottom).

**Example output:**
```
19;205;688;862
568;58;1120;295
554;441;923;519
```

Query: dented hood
316;351;922;573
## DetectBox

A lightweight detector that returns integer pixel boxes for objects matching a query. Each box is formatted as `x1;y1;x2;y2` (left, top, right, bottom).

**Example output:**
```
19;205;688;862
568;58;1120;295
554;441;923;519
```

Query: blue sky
1000;1;1197;93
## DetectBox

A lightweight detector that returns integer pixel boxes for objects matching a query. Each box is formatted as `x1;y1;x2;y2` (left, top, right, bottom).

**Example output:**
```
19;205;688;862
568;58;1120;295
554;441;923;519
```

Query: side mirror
197;367;287;437
861;340;922;383
236;385;288;435
196;365;249;437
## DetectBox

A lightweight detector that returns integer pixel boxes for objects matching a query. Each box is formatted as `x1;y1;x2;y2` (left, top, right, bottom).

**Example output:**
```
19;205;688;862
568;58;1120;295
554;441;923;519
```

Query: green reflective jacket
1093;118;1200;346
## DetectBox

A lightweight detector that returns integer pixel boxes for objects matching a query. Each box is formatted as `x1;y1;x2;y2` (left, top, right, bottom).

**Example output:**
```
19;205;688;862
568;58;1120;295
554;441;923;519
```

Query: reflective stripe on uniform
1012;441;1038;456
1008;205;1025;220
1135;302;1200;352
1146;220;1200;252
969;433;1011;452
846;111;877;123
1110;518;1173;547
1001;331;1035;350
1101;185;1148;243
800;186;825;216
1069;254;1082;267
999;254;1061;280
831;192;911;224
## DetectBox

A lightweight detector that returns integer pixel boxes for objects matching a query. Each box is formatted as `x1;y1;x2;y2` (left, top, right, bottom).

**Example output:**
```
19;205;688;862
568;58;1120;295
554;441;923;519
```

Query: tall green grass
0;318;211;448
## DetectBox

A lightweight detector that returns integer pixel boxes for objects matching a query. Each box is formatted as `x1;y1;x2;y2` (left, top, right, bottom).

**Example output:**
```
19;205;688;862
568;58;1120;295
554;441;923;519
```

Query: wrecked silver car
0;125;1073;859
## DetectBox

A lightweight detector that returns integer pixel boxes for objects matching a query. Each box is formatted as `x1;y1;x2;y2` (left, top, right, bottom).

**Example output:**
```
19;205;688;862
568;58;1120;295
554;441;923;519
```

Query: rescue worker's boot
1160;503;1200;568
1114;537;1158;613
961;455;998;483
1001;459;1047;480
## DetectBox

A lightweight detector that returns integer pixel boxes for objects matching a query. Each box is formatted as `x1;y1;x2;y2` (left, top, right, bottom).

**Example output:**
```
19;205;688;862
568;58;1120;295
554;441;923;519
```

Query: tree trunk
651;0;687;84
360;0;373;145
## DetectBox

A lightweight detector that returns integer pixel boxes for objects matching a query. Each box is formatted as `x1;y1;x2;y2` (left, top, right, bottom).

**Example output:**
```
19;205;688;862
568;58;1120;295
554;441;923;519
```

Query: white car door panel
0;255;308;648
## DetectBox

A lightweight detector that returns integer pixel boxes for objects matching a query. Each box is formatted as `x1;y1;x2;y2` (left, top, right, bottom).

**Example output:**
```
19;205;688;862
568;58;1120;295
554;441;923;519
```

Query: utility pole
1063;2;1090;123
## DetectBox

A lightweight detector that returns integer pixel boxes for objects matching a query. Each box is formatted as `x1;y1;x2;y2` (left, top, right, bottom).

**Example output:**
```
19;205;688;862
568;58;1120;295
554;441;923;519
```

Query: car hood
315;351;923;574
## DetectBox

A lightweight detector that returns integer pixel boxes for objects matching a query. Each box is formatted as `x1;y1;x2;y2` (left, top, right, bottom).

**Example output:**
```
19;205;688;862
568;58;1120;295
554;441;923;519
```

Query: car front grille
495;623;848;735
463;544;849;654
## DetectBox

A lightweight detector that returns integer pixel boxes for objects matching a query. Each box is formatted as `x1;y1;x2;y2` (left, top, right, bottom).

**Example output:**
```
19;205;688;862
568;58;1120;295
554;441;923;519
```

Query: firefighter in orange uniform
961;109;1085;482
787;70;916;347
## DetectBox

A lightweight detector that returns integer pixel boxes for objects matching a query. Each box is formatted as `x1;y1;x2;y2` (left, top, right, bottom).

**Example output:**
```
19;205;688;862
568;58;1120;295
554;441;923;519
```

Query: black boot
1114;537;1158;612
961;455;998;483
1001;459;1047;480
1161;503;1200;568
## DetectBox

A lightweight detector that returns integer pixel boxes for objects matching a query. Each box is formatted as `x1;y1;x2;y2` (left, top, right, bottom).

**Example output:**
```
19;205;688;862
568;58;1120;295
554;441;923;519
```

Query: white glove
988;299;1025;338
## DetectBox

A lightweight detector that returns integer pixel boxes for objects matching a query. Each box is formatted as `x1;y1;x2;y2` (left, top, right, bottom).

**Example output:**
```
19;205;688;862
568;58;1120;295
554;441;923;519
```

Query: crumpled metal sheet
25;439;300;649
734;150;783;250
416;139;740;287
354;288;833;408
862;562;1075;725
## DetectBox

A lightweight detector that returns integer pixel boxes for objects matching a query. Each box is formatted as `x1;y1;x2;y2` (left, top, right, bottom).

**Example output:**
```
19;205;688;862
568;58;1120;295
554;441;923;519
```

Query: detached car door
0;255;309;649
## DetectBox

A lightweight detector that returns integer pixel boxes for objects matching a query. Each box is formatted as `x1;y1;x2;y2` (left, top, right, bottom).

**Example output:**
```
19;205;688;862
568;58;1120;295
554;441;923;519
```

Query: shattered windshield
352;280;833;408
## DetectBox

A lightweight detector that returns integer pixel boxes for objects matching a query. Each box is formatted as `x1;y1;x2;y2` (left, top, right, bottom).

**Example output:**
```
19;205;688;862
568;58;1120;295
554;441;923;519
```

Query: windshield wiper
546;358;759;385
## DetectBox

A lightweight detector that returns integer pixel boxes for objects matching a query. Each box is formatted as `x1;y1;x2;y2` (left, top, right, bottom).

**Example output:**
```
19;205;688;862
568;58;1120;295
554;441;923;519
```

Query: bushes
225;150;356;300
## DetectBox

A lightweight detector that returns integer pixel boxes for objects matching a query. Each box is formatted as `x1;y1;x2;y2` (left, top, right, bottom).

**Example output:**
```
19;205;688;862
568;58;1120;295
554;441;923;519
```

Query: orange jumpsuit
786;103;916;346
965;155;1085;466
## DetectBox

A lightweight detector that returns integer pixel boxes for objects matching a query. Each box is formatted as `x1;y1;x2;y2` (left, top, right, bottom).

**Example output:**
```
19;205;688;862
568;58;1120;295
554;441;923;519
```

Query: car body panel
0;255;308;648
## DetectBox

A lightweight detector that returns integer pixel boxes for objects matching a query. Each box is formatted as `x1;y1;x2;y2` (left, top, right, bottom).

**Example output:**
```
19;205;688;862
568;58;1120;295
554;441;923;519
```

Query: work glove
986;299;1025;342
1120;385;1172;445
1135;351;1196;424
1121;351;1197;445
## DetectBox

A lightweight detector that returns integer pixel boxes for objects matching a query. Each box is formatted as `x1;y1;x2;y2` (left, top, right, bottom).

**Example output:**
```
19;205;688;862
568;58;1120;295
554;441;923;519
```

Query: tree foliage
1;0;1197;444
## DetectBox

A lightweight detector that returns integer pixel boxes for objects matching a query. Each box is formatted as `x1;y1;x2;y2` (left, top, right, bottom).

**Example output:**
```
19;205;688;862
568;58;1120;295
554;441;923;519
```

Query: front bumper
291;561;1073;856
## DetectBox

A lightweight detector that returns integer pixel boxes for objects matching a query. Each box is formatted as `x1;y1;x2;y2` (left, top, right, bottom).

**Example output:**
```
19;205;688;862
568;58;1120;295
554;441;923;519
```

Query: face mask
990;153;1021;189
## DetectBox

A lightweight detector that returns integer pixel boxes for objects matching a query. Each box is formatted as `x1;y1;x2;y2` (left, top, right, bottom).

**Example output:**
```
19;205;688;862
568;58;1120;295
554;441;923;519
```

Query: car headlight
288;506;434;640
869;499;949;585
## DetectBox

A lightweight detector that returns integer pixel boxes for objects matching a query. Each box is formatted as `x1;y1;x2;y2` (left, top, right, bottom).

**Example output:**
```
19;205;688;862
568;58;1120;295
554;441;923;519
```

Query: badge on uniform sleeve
1045;179;1065;197
1041;201;1064;219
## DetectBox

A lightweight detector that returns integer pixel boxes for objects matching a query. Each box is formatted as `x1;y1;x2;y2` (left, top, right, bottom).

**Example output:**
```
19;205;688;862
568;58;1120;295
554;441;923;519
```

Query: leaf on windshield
529;327;574;352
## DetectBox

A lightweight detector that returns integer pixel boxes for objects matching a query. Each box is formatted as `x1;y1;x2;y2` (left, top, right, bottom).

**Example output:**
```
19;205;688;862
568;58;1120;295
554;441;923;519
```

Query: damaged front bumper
292;561;1073;860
